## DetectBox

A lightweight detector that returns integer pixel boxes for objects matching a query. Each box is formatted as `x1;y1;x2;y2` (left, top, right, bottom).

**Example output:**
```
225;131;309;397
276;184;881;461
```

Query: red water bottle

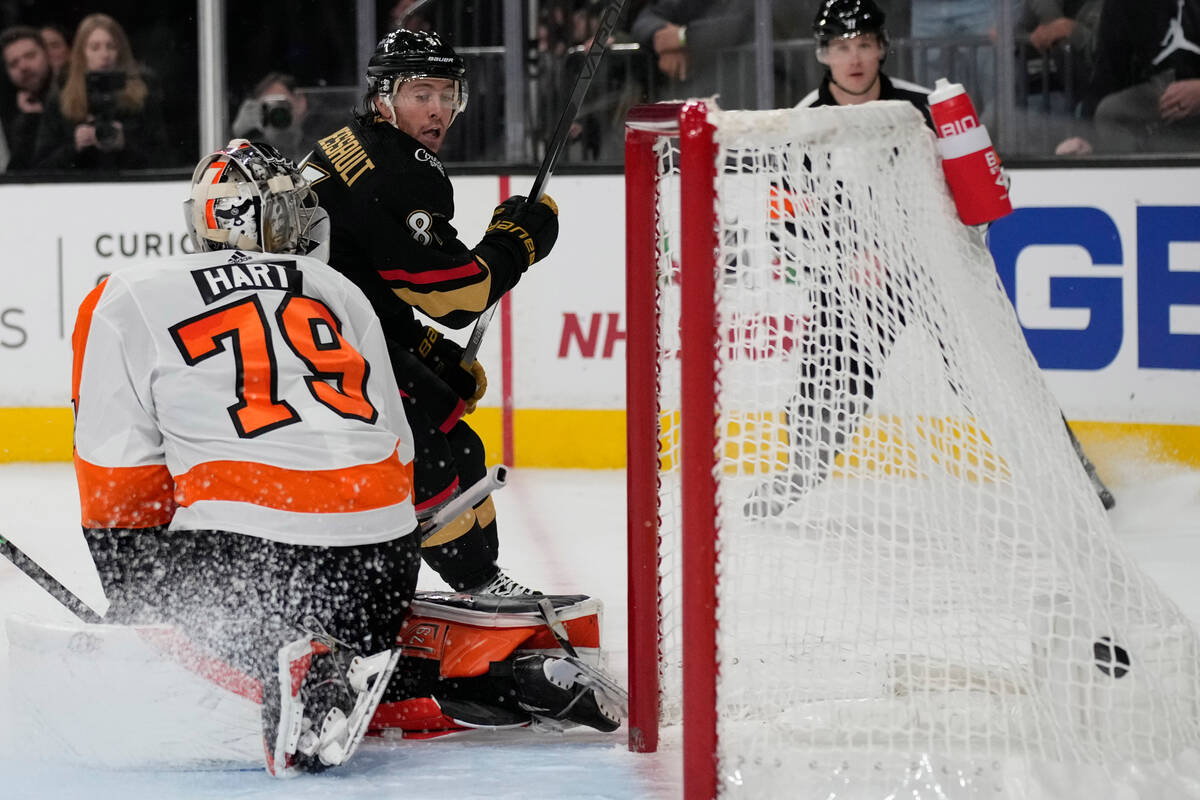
928;78;1012;226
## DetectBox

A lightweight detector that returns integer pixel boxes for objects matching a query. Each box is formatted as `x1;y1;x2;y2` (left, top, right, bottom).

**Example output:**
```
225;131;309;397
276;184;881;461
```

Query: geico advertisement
1;171;1197;425
990;168;1200;425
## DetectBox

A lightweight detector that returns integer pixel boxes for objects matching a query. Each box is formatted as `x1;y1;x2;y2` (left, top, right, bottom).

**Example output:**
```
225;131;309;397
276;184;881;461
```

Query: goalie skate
264;636;398;778
511;654;627;733
742;472;812;519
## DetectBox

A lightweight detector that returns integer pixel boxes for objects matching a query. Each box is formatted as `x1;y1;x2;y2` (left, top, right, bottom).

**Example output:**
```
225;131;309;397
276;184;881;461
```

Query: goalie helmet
366;29;468;119
813;0;888;49
184;139;329;259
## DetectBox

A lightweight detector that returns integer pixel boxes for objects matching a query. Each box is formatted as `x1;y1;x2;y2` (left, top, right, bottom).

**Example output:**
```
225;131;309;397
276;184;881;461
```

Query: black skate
743;471;812;519
511;654;625;733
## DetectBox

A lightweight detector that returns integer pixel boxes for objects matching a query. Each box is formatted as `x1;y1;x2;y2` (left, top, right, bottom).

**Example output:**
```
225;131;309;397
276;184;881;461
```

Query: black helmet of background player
184;139;330;260
365;29;469;124
812;0;889;63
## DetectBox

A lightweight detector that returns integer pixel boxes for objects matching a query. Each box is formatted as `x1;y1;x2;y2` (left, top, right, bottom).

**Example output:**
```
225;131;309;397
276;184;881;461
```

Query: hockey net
624;100;1200;798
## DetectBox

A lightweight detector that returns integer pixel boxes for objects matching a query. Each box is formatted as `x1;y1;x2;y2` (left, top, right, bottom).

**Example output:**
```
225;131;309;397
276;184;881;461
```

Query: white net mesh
639;102;1200;798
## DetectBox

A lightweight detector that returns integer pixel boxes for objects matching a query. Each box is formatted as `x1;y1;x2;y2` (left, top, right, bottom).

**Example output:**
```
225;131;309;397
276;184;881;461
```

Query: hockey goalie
12;137;625;776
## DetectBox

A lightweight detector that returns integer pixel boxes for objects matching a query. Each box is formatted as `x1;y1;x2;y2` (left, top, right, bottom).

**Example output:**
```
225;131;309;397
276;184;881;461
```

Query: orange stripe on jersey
71;279;109;411
75;459;177;529
174;451;413;514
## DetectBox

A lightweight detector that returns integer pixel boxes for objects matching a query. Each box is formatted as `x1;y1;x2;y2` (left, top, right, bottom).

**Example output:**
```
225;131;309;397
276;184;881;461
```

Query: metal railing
3;3;1194;184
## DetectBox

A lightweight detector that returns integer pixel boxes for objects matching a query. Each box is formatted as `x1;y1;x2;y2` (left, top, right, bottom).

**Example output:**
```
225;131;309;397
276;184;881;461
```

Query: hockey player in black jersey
797;0;934;130
303;30;558;596
746;0;1114;517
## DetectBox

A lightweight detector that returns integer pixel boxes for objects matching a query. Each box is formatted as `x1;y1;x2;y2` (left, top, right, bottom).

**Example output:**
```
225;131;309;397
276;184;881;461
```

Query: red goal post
625;101;719;788
624;99;1200;799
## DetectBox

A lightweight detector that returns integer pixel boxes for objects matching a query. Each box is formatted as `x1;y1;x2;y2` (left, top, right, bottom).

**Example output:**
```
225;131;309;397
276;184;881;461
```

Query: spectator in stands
33;13;168;170
1017;0;1101;112
0;26;53;171
1057;0;1200;154
631;0;814;109
230;72;314;161
536;0;635;162
39;23;70;80
631;0;753;106
1008;1;1102;153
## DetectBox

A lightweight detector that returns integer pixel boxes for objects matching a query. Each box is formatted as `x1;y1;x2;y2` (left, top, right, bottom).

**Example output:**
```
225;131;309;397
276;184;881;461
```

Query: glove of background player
481;194;559;271
463;360;487;415
411;326;482;406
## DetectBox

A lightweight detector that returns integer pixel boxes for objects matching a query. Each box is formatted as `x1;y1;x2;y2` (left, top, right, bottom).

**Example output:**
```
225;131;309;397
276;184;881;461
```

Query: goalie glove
409;326;484;409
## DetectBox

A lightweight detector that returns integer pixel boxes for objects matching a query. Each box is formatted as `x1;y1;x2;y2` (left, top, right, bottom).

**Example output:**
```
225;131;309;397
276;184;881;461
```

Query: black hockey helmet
813;0;888;46
366;29;468;116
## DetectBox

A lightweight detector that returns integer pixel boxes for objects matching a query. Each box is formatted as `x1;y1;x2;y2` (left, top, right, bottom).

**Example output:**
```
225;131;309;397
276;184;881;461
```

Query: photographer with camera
230;72;313;161
33;13;167;170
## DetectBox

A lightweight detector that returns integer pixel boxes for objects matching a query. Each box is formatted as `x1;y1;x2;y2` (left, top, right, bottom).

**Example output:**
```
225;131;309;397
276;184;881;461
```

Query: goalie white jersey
72;248;417;547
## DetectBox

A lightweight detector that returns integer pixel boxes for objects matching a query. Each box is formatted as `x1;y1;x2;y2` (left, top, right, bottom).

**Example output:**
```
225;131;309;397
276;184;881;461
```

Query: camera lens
262;99;293;129
95;121;119;147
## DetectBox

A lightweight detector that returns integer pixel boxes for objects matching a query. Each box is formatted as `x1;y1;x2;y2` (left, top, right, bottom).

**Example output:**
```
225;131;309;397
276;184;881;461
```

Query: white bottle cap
928;77;965;105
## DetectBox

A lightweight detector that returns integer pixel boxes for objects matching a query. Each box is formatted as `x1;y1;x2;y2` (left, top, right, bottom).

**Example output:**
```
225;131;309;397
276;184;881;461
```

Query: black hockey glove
410;325;484;406
480;194;559;271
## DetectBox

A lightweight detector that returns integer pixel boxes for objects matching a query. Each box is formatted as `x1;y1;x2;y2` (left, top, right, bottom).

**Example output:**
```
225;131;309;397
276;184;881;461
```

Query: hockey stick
419;463;508;543
0;534;107;622
1062;413;1116;510
397;0;437;28
461;0;630;366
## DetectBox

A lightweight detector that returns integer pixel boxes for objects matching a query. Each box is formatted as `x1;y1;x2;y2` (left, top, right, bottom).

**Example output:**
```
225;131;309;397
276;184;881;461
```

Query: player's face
824;34;884;96
387;77;459;153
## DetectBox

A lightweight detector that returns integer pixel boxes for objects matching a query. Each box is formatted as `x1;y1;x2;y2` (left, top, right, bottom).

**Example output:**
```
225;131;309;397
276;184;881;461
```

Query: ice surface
1;462;1198;799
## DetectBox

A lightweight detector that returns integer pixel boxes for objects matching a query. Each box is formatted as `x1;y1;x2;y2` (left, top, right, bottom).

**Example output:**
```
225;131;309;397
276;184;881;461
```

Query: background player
747;0;1113;516
303;29;559;596
797;0;934;128
73;139;419;776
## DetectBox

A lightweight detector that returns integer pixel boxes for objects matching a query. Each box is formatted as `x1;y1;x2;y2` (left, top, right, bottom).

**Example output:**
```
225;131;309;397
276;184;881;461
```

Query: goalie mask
184;139;329;260
366;29;468;122
813;0;889;63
